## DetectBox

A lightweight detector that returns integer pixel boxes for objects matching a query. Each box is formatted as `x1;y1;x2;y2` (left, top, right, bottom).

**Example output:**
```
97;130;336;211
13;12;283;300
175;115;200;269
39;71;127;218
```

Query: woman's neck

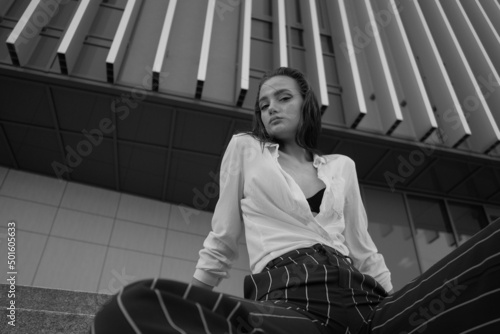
278;140;312;163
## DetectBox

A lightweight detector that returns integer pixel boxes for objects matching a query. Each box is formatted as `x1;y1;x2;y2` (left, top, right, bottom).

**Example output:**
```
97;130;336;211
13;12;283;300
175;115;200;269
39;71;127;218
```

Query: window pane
251;19;272;40
321;35;334;54
253;0;272;17
448;202;488;245
364;188;421;291
407;196;456;272
290;28;304;47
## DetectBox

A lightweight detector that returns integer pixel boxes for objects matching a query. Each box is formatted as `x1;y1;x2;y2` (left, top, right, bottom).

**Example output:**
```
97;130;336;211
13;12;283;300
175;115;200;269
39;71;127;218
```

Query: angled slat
421;0;499;153
0;0;16;19
57;0;100;75
478;0;500;37
462;0;500;82
326;0;367;128
300;0;328;111
440;0;500;153
399;0;470;148
152;0;178;91
6;0;62;66
196;0;216;99
272;0;287;67
352;0;403;135
235;0;252;107
374;0;437;141
106;0;143;83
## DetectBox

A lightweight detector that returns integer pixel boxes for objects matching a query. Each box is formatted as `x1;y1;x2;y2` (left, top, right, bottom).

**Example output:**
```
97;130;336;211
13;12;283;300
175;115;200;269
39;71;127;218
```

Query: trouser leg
91;278;330;334
362;219;500;334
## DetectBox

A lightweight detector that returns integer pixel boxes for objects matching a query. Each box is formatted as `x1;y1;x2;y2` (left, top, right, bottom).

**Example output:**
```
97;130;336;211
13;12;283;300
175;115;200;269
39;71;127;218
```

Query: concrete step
1;284;112;334
1;308;94;334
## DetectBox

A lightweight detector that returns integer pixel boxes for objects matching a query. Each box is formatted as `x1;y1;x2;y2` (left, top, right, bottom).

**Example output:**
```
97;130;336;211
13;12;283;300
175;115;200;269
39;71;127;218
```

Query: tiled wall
0;166;251;297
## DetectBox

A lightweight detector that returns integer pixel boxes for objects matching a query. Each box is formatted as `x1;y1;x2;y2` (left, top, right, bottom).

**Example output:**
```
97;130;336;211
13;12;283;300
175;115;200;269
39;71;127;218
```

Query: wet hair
248;67;323;156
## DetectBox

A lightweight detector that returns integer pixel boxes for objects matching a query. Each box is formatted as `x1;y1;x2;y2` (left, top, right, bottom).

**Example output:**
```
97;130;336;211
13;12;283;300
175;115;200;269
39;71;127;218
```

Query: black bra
306;188;326;213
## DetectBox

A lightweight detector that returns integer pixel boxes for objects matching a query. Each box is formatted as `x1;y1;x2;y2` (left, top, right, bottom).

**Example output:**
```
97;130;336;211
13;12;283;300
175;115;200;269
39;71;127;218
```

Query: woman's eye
260;105;269;111
280;96;291;102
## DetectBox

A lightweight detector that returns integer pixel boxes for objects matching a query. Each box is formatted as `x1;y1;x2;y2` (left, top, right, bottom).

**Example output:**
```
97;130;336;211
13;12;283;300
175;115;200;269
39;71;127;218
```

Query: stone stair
1;284;112;334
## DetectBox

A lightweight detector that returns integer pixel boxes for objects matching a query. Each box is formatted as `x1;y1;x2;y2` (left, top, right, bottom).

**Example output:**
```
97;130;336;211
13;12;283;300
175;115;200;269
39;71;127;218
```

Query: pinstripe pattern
93;220;500;334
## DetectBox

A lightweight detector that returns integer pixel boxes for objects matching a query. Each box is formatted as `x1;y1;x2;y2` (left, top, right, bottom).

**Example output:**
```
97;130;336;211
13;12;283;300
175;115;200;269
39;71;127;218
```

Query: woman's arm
342;158;394;293
193;135;246;287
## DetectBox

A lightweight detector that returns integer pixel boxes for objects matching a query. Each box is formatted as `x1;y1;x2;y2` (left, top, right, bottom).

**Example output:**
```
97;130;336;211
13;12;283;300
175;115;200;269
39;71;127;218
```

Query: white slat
374;0;437;141
478;0;500;38
235;0;252;107
272;0;287;67
300;0;328;111
326;0;367;128
440;0;500;153
6;0;62;66
195;0;216;99
152;0;178;91
352;0;403;135
462;0;500;82
421;0;499;153
399;0;470;148
57;0;100;75
106;0;143;83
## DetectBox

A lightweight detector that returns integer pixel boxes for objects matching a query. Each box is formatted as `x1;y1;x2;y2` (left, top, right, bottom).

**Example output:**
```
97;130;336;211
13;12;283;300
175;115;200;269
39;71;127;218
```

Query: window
364;188;420;291
448;201;488;245
407;196;456;272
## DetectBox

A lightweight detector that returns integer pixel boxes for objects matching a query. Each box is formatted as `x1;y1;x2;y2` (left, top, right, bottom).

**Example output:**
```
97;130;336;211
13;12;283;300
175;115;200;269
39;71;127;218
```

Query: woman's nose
268;101;278;114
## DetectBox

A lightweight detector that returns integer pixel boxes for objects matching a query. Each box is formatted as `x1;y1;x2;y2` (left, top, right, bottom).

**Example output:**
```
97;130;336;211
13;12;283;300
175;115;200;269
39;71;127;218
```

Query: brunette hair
248;67;323;155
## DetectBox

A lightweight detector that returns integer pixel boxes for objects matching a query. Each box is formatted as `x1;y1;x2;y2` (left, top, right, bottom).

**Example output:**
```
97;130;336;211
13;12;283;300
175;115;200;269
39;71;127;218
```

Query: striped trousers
91;219;500;333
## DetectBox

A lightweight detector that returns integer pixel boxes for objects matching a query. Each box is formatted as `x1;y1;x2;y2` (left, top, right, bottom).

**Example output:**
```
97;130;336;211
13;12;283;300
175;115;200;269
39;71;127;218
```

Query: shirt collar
265;141;326;167
313;154;327;168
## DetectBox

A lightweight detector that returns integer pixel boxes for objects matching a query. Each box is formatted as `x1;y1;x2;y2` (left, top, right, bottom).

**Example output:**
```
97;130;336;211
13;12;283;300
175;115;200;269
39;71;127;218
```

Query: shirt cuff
378;275;393;293
193;268;223;287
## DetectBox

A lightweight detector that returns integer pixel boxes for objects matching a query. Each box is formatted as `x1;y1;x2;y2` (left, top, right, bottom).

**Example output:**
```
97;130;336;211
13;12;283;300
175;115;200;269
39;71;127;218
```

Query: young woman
92;67;500;334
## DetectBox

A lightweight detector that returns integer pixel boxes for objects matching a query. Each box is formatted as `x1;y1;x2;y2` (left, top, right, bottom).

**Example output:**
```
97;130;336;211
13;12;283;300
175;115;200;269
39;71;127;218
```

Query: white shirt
194;134;393;292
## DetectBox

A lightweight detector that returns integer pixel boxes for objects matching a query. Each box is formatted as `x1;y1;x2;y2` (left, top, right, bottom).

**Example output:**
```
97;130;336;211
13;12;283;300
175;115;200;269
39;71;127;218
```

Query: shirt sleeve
342;158;393;292
193;135;245;287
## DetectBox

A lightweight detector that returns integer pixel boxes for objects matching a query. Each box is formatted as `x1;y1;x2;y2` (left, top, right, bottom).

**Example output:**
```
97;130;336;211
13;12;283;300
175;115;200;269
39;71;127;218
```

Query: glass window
364;188;421;291
407;195;456;272
321;35;334;54
448;201;488;245
251;20;273;40
290;28;304;47
252;0;272;17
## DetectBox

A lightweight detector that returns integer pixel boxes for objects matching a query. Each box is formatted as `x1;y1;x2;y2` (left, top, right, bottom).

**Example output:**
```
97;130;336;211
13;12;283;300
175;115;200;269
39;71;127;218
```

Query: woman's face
258;76;304;141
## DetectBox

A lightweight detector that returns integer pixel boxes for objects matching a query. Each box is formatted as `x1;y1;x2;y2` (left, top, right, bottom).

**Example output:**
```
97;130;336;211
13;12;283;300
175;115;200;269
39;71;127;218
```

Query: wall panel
399;0;470;148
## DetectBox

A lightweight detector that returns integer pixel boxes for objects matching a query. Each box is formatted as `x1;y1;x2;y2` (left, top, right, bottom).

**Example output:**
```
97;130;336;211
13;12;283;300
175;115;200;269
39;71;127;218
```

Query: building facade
1;0;500;296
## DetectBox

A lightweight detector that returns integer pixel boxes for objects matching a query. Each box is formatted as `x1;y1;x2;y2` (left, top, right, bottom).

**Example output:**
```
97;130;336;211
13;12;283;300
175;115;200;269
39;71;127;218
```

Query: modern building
1;0;500;302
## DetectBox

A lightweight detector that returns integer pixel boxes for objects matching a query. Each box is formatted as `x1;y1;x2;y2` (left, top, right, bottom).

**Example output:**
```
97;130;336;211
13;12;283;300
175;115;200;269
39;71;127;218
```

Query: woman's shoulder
320;153;355;166
223;133;264;155
230;132;264;147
